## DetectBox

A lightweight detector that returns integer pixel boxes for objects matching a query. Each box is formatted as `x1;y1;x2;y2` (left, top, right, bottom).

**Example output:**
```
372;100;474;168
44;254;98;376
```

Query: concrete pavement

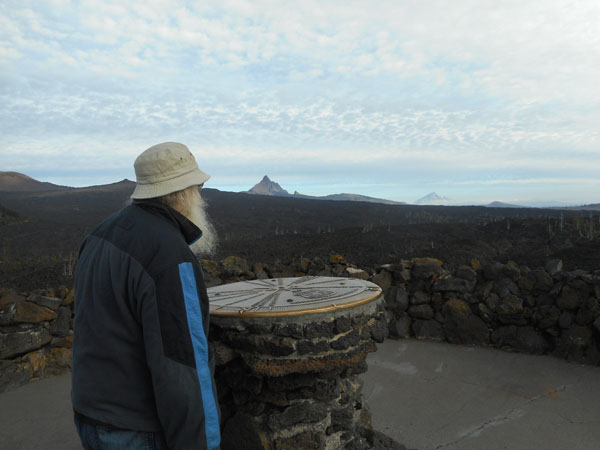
363;340;600;450
1;339;599;450
0;372;80;450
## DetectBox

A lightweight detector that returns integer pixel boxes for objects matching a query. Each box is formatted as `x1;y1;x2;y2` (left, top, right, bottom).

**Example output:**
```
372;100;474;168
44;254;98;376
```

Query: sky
1;0;599;205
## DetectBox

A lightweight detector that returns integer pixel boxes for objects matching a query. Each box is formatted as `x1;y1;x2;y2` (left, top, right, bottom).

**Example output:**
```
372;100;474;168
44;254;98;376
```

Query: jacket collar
132;199;203;245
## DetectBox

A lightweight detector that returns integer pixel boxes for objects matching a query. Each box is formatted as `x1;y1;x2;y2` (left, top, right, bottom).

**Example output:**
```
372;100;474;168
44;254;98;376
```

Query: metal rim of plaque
207;276;382;317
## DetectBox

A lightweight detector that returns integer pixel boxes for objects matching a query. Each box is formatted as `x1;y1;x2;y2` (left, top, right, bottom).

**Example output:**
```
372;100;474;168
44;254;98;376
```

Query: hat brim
130;168;210;199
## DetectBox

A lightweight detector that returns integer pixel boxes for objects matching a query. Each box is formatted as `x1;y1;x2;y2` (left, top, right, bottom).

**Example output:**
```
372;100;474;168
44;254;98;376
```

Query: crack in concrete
432;383;579;449
557;412;600;426
432;398;537;450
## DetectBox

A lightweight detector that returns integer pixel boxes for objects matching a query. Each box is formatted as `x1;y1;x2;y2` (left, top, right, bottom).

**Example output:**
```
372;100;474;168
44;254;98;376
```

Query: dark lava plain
1;182;599;290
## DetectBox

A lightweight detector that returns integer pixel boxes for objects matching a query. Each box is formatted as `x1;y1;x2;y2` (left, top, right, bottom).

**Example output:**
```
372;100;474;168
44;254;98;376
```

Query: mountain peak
248;175;290;196
415;192;451;205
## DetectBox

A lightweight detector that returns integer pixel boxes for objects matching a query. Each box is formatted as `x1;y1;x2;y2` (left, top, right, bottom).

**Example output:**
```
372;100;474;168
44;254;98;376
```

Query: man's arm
139;262;220;450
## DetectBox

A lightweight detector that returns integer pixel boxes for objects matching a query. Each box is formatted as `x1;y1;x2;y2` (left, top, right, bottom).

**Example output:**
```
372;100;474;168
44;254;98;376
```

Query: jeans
74;416;169;450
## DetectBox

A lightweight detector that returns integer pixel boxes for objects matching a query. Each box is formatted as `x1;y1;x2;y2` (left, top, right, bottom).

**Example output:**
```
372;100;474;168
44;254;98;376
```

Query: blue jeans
74;416;169;450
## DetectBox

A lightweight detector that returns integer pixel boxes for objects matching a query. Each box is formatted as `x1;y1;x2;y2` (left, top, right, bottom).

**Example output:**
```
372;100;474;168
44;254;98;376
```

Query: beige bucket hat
131;142;210;199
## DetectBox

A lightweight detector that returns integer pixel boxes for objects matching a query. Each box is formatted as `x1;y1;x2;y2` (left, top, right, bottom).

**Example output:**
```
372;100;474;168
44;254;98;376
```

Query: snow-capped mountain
414;192;452;205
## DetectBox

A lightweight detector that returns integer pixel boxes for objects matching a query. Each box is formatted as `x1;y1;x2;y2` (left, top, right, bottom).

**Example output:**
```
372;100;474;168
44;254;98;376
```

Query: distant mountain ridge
485;201;523;208
0;171;70;192
0;172;135;197
2;172;595;210
554;203;600;211
247;175;405;205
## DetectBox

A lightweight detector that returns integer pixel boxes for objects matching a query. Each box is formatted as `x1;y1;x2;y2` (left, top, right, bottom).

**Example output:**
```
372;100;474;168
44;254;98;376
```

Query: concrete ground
1;339;599;450
363;340;600;450
0;372;80;450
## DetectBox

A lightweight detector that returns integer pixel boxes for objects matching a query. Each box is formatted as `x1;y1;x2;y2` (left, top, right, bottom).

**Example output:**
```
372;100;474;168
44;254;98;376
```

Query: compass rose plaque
208;276;382;317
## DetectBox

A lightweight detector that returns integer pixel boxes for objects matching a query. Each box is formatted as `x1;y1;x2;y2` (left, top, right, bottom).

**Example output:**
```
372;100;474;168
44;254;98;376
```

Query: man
72;142;221;450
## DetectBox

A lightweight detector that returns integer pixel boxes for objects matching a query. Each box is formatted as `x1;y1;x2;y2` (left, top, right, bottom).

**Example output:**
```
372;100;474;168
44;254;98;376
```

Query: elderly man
72;142;220;450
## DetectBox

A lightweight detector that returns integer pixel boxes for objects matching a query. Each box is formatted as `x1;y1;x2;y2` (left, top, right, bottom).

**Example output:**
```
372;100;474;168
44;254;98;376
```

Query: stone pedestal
208;276;388;450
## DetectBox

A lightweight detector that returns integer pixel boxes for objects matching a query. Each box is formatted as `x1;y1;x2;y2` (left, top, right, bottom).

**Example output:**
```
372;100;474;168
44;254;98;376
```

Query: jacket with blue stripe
72;200;221;450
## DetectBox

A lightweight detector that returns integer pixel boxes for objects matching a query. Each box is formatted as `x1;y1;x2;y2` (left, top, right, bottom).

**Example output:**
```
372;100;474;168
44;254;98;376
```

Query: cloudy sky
1;0;599;205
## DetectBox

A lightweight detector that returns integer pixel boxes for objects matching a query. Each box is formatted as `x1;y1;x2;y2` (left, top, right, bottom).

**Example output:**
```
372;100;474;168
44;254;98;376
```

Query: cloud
1;0;599;203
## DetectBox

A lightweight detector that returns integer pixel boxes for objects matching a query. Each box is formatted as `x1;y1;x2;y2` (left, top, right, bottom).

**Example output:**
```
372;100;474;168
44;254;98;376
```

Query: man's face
185;187;218;258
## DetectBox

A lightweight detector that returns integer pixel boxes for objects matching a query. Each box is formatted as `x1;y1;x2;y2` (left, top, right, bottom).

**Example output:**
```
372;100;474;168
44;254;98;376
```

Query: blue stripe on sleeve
178;262;221;450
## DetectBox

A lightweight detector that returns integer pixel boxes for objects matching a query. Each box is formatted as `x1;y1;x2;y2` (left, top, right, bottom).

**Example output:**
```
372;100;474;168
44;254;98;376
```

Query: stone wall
380;257;600;365
0;287;74;393
1;253;598;394
202;255;600;366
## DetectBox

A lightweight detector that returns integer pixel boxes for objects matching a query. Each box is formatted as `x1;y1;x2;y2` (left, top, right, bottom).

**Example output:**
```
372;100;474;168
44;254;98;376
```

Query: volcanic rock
491;326;548;354
442;299;489;345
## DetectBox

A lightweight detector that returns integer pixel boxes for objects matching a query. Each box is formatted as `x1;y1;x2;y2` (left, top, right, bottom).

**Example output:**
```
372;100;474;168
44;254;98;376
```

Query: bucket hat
131;142;210;199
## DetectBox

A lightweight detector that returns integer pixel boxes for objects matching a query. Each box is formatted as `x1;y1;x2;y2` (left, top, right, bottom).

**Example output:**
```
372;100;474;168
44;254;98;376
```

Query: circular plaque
208;276;382;317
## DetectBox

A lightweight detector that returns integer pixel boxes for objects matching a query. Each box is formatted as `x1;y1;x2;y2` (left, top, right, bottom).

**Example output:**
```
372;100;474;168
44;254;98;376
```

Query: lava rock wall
202;255;600;366
1;253;598;395
0;287;73;393
380;258;600;365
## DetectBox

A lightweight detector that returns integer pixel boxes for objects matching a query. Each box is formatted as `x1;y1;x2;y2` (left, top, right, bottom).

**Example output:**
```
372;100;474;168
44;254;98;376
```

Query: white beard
185;191;218;258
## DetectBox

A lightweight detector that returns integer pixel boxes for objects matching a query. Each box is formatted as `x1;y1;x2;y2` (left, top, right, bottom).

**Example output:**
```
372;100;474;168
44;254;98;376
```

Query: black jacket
72;201;220;450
